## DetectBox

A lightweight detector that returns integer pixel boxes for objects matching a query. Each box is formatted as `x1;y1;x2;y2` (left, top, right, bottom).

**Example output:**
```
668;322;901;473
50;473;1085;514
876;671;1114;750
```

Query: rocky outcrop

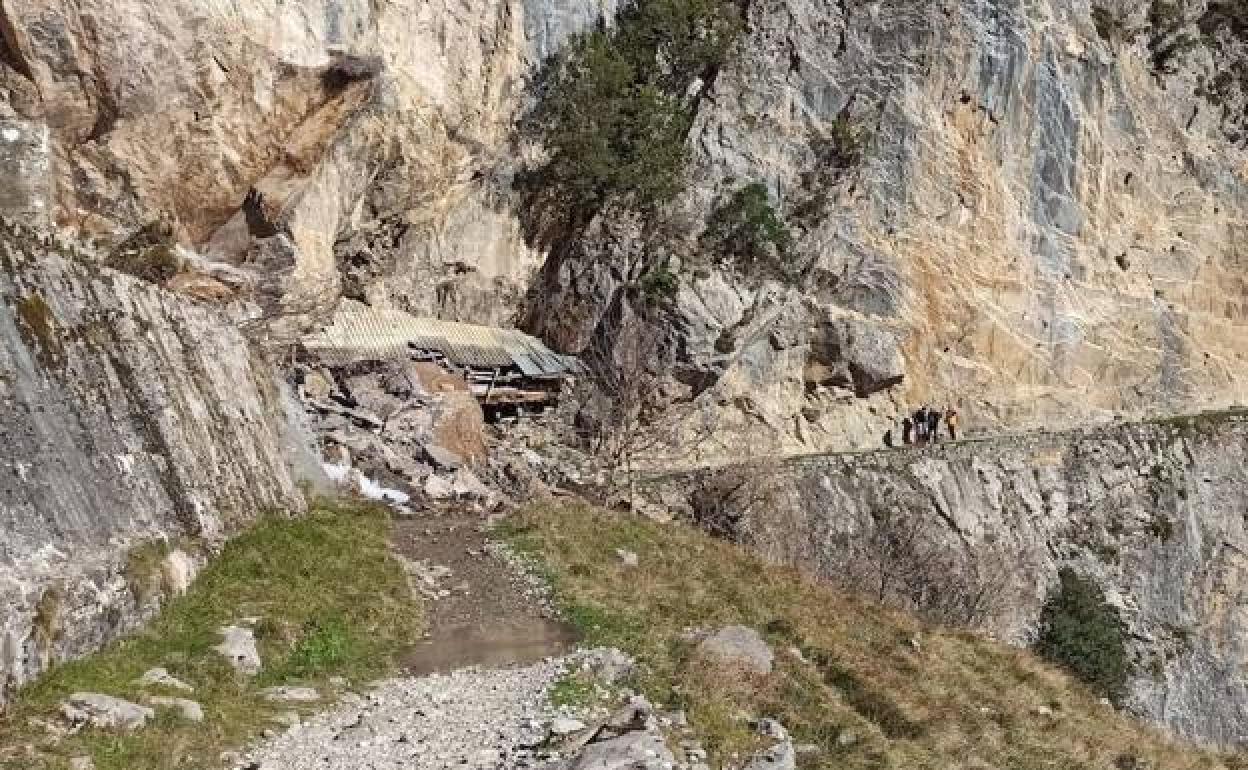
0;0;618;340
0;222;307;704
649;411;1248;748
527;0;1248;458
6;0;1246;452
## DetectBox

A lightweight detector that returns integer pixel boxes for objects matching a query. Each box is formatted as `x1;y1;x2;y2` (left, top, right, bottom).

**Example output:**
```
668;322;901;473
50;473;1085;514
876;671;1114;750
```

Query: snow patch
322;462;410;506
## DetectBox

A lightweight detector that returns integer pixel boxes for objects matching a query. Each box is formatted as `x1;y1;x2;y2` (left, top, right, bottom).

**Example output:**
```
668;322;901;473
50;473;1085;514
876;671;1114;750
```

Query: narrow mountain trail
234;506;584;770
394;512;577;674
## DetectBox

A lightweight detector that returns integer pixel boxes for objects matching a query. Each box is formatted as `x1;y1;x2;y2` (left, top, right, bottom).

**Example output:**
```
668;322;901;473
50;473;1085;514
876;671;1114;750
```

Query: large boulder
697;625;774;675
214;625;261;676
60;693;154;731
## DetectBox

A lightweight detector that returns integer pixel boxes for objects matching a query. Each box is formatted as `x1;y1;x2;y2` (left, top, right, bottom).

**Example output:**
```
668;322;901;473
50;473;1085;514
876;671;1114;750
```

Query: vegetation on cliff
501;502;1232;770
522;0;742;235
1035;568;1131;706
700;182;794;277
0;501;421;770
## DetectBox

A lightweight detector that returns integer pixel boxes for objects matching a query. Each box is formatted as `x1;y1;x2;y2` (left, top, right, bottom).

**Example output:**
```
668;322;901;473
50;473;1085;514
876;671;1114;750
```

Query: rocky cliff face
3;0;1246;453
646;412;1248;748
527;0;1248;458
0;0;616;340
0;221;308;703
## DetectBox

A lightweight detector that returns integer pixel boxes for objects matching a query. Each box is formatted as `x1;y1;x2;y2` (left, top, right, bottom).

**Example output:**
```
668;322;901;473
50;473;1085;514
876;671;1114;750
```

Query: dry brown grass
501;501;1240;770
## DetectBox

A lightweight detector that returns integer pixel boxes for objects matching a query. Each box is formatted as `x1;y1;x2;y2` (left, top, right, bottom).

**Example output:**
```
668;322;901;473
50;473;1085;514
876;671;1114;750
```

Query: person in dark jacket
926;406;941;443
901;417;913;445
913;407;928;444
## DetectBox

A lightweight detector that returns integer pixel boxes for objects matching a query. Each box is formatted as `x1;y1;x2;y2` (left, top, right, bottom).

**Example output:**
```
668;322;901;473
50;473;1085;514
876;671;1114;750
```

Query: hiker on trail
901;416;913;445
883;428;895;448
945;407;960;441
913;407;928;444
926;406;941;443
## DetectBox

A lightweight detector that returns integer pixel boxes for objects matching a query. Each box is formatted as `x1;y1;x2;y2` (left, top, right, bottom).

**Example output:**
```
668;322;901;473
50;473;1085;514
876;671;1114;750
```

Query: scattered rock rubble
232;648;779;770
292;354;605;518
236;657;571;770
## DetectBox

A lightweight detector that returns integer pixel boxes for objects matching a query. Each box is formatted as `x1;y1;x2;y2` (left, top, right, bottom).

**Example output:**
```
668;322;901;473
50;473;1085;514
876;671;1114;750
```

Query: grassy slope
0;500;421;770
501;501;1238;770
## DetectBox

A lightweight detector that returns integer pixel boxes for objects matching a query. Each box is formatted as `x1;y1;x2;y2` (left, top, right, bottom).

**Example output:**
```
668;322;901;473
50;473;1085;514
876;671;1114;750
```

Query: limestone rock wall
8;0;1244;452
0;0;617;340
529;0;1248;459
0;223;306;703
648;412;1248;747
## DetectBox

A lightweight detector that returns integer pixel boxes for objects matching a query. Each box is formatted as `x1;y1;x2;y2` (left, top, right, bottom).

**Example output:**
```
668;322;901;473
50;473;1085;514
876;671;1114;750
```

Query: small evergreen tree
523;0;742;234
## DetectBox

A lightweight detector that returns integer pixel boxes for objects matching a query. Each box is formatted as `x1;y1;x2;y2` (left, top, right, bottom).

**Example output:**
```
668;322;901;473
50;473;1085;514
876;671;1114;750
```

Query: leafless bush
833;505;1018;629
570;301;714;504
689;464;1019;630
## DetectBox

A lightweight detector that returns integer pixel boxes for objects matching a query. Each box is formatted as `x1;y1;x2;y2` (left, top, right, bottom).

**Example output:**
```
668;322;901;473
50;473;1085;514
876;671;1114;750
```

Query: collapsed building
301;304;583;421
291;303;585;507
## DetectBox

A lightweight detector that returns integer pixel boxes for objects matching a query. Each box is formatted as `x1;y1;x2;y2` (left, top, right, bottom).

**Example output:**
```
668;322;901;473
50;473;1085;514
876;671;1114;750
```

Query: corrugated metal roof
301;306;582;376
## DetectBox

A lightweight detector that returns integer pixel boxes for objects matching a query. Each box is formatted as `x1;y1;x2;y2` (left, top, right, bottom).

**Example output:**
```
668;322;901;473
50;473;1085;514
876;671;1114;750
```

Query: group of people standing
884;405;959;448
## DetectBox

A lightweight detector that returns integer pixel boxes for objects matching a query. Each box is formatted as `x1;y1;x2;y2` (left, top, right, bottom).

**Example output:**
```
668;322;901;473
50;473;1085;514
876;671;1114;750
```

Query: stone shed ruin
301;304;582;420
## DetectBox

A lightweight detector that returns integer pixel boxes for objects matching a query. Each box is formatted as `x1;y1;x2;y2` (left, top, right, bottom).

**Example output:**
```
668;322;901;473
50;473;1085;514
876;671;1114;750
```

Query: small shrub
640;261;679;301
1034;568;1130;705
108;221;181;284
826;116;870;168
1147;514;1175;542
701;182;793;275
32;587;64;653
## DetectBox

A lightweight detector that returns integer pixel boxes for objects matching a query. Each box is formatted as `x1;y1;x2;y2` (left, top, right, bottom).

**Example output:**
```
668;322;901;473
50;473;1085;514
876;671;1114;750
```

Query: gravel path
237;658;573;770
235;508;586;770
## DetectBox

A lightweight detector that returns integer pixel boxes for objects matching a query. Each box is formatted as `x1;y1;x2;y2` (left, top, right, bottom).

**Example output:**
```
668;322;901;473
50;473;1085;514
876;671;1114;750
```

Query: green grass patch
549;672;600;710
502;501;1231;770
0;499;421;770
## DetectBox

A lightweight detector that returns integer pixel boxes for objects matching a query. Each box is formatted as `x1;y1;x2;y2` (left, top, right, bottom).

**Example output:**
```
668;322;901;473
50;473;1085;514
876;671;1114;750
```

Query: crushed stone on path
237;658;571;770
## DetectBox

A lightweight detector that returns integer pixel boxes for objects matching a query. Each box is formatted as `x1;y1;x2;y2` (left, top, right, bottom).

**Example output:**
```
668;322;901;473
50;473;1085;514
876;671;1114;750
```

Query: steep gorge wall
527;0;1248;459
0;223;307;702
647;413;1248;747
0;0;617;339
5;0;1247;456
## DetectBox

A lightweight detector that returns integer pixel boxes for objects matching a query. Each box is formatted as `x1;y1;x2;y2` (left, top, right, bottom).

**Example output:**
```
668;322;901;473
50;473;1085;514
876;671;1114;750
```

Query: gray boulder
697;625;774;675
424;473;455;500
214;625;261;676
563;729;675;770
422;444;465;471
60;693;154;731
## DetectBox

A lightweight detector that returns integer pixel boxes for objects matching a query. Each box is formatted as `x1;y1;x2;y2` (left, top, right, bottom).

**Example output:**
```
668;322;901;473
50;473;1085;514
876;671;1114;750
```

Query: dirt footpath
391;508;577;675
